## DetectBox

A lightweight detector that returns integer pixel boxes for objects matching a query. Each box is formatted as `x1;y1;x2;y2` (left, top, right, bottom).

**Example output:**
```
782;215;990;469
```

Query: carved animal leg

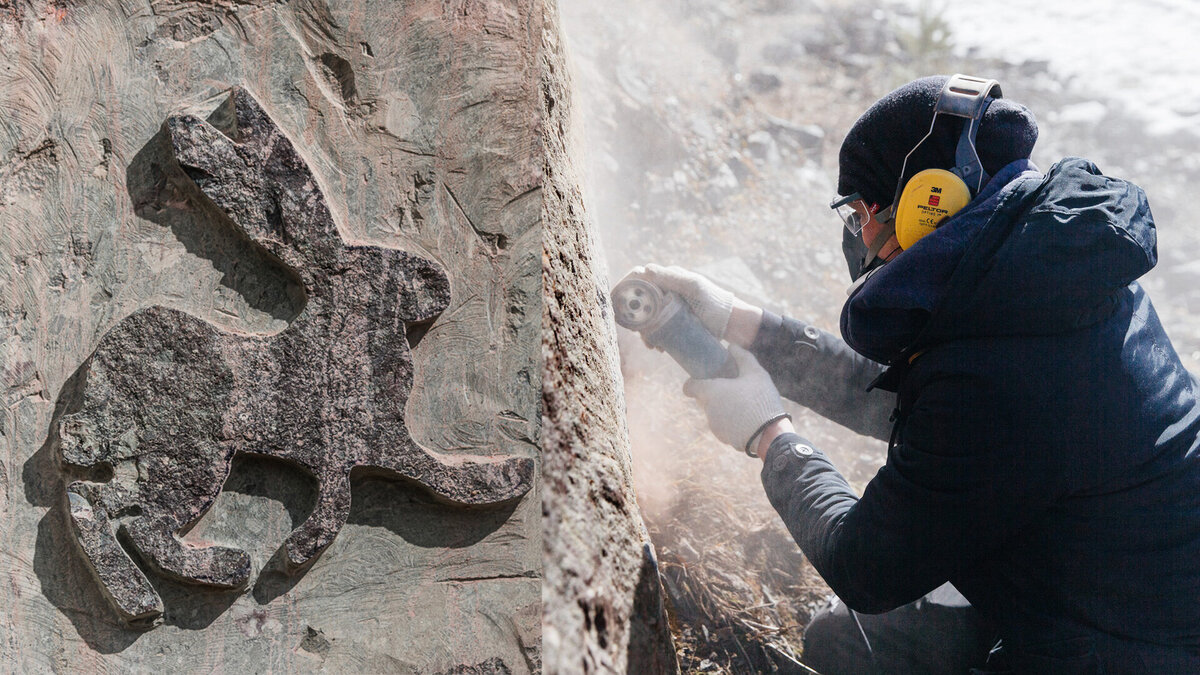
382;438;534;506
283;469;352;570
124;516;251;589
65;481;163;627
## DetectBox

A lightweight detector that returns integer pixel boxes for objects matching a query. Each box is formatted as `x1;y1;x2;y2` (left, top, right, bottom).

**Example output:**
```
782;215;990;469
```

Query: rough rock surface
59;88;534;627
2;0;541;670
540;1;678;672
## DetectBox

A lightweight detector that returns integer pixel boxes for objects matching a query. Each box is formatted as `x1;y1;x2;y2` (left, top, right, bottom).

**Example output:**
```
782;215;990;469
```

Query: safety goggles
830;193;881;235
831;192;899;269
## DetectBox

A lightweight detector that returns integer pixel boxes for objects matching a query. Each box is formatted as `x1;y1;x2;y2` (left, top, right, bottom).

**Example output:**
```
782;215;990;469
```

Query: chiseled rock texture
1;0;541;671
541;1;679;672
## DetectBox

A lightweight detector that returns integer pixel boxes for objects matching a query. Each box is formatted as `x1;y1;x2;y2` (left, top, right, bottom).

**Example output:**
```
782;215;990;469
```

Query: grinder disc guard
612;278;670;331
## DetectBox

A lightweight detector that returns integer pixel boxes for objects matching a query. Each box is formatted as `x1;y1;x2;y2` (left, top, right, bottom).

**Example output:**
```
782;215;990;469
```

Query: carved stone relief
55;88;534;627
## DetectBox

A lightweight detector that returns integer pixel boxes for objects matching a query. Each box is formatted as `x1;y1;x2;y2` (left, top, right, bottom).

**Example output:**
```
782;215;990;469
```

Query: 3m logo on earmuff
895;168;972;249
892;74;1002;250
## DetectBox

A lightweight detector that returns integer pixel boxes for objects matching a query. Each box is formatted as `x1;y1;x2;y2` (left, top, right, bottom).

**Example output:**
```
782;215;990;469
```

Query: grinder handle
644;305;738;379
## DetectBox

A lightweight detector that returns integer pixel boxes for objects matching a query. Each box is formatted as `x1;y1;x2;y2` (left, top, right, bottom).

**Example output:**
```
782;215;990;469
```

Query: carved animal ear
166;88;342;275
164;113;271;232
163;108;305;267
397;254;451;323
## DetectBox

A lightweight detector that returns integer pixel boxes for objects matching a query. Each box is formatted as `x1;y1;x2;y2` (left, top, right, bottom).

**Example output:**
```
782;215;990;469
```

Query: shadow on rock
252;472;523;604
32;504;145;653
125;122;305;326
22;362;88;509
221;454;318;530
150;568;243;631
346;473;521;549
626;543;680;674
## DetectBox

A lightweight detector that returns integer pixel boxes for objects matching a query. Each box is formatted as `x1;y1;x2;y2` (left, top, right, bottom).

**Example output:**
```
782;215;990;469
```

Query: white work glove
682;345;788;455
631;264;736;339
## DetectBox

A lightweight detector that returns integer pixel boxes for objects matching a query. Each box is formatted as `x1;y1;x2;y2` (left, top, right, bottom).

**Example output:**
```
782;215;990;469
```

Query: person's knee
802;585;995;675
802;597;873;675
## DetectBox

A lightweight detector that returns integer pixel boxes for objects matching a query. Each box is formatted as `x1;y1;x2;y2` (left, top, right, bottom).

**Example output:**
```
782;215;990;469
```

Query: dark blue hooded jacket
754;158;1200;671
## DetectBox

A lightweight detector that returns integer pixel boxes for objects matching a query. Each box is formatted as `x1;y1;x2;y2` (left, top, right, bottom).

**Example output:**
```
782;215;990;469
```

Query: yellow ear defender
890;75;1003;250
894;168;973;249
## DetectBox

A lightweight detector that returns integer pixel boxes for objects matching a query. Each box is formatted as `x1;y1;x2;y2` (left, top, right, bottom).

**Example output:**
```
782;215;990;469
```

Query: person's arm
624;264;894;439
749;310;894;441
759;370;1052;613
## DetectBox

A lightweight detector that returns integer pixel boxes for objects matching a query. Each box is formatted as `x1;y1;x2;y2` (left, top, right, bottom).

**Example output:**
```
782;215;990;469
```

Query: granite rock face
540;1;679;672
2;0;541;670
58;88;534;627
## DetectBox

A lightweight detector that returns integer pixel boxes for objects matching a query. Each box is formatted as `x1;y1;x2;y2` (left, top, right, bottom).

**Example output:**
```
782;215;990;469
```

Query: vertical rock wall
1;0;541;671
540;1;678;672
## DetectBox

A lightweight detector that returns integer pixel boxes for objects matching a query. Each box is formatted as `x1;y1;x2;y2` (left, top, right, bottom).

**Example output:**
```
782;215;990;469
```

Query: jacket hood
841;158;1157;364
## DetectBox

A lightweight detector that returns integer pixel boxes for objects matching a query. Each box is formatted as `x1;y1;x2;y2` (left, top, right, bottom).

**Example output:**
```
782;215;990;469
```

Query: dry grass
652;480;829;672
620;351;853;672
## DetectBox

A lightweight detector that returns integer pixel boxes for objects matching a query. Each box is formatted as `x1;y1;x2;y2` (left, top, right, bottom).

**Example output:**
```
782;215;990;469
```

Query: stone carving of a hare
57;88;533;626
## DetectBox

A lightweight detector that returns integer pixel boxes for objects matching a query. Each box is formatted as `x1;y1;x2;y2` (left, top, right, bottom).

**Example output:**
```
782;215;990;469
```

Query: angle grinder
611;278;738;379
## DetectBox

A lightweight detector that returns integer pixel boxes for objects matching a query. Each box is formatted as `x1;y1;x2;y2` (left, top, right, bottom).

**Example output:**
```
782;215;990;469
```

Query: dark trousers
801;582;998;674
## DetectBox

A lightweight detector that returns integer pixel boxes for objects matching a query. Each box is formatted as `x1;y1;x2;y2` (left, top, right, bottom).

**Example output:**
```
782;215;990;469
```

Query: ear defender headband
890;74;1002;250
